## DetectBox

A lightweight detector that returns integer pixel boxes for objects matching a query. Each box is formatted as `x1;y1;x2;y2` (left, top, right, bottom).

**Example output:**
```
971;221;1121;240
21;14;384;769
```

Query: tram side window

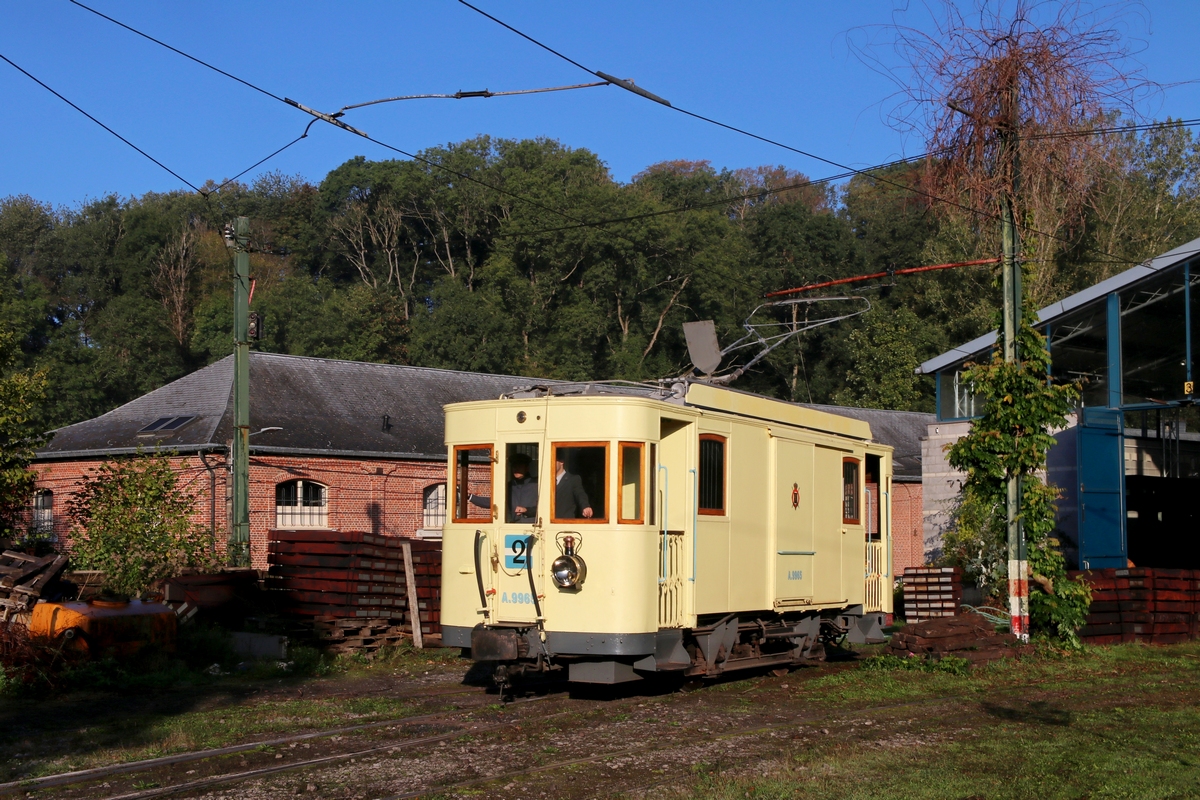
552;443;607;522
619;442;644;524
698;434;726;515
453;445;493;522
843;458;861;524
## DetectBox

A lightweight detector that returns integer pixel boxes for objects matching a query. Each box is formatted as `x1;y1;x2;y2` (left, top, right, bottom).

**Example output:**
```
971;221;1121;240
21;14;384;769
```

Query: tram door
774;438;816;603
812;446;846;604
657;418;691;628
492;442;542;625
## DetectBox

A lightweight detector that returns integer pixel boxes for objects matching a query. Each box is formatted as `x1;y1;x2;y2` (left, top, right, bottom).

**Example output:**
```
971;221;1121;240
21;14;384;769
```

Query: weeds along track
377;689;983;800
88;693;608;800
0;682;557;795
98;676;997;800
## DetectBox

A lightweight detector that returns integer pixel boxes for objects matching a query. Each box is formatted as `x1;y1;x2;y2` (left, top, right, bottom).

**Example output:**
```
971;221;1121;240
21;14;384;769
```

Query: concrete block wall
921;421;971;561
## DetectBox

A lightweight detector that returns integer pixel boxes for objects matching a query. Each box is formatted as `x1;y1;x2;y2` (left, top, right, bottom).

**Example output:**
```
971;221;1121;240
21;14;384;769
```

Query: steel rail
0;685;520;793
386;676;1033;800
93;693;586;800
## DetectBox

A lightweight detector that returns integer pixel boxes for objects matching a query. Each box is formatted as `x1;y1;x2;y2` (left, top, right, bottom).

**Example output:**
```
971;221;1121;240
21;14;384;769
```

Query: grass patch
659;641;1200;800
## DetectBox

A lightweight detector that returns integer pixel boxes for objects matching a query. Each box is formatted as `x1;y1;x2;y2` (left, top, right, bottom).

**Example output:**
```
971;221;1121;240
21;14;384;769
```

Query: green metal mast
229;216;251;567
999;85;1029;642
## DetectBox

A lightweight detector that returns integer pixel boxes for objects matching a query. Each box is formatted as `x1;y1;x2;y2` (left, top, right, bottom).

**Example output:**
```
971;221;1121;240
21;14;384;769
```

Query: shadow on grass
980;698;1072;726
0;628;472;783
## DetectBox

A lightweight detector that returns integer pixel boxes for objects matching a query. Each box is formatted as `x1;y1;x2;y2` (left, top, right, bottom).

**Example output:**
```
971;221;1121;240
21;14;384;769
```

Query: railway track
70;670;973;800
0;681;557;796
90;692;605;800
11;658;1055;800
378;689;976;800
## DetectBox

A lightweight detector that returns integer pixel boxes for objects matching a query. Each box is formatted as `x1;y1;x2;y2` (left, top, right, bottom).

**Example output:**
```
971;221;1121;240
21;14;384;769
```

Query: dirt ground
3;640;1200;799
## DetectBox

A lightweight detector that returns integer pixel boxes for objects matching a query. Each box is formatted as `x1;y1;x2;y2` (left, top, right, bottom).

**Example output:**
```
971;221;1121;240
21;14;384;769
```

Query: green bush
67;451;217;597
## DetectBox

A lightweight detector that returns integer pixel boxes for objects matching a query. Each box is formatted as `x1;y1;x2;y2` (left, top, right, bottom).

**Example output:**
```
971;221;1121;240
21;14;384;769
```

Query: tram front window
552;443;608;523
505;443;539;524
452;445;493;522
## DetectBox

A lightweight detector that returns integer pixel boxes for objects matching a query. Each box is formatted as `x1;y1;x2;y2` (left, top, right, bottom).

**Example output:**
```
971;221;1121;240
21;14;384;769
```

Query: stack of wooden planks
886;611;1027;664
267;531;441;652
313;617;418;656
1072;567;1197;645
0;551;67;622
902;566;963;622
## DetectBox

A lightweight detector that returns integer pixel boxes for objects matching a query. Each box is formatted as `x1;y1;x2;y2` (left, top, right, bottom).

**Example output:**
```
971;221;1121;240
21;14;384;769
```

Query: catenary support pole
230;217;251;567
1000;85;1029;642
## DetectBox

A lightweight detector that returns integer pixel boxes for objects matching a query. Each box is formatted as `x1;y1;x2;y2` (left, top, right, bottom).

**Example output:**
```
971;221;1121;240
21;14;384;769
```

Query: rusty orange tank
30;599;177;658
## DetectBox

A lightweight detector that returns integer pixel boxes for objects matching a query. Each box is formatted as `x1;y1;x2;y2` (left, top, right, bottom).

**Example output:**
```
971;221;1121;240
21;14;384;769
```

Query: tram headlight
551;535;587;588
551;553;586;588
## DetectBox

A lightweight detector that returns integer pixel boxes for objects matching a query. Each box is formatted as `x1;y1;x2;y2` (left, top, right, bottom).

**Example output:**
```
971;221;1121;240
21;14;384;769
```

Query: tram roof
683;383;873;441
494;381;877;443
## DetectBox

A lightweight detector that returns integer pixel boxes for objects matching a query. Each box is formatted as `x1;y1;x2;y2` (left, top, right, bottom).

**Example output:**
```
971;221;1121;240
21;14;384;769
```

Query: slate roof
37;353;539;460
798;403;932;481
38;354;933;480
918;235;1200;375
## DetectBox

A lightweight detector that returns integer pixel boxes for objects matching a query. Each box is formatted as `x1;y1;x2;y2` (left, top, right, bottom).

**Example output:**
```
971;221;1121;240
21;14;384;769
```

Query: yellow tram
440;381;893;684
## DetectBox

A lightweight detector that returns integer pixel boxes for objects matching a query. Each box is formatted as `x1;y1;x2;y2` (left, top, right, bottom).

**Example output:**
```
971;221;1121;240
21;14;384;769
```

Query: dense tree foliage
0;273;47;543
2;131;1197;430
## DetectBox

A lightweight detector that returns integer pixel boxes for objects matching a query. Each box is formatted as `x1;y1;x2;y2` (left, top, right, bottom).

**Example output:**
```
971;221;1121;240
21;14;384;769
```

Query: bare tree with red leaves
855;0;1155;304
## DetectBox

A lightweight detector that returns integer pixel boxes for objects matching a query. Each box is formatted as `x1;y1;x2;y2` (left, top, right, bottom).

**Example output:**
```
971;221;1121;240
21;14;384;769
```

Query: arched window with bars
275;479;328;529
423;483;447;530
32;489;54;538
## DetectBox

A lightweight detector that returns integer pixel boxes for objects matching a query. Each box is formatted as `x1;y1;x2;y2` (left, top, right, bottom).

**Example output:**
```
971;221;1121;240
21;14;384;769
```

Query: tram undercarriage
467;607;887;686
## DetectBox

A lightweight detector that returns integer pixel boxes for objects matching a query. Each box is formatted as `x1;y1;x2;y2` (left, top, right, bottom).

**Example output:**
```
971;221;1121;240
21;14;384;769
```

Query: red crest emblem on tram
791;483;800;509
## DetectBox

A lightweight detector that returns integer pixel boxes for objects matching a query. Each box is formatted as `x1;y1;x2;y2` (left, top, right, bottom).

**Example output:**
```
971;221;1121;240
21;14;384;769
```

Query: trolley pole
229;217;251;567
1000;85;1029;642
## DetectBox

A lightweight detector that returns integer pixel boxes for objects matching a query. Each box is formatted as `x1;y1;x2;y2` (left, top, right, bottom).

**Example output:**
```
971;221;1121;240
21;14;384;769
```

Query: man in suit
554;454;593;519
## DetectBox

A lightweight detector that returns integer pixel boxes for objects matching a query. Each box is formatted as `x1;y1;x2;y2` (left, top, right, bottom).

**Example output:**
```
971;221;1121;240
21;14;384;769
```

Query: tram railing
865;541;886;612
659;531;686;627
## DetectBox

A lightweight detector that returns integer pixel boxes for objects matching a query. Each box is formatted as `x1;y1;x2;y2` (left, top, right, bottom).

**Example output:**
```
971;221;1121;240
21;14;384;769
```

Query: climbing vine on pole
946;298;1091;645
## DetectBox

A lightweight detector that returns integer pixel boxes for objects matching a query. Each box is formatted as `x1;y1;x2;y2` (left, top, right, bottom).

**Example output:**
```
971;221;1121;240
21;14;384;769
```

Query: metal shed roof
917;235;1200;375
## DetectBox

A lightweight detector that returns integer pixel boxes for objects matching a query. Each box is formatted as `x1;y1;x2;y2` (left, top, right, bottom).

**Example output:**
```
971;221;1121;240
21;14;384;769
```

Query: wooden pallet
0;552;67;621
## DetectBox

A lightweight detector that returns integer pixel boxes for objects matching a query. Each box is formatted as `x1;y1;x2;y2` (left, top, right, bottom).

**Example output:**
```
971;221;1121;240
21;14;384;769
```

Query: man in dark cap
469;452;538;524
506;453;538;524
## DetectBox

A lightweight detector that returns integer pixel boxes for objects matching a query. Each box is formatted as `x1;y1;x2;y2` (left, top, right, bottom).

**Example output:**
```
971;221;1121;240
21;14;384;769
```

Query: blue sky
2;1;1198;207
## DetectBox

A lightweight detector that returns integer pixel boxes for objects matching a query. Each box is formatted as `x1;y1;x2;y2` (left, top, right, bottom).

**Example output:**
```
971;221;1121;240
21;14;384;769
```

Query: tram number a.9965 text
501;591;535;604
504;534;533;570
787;570;803;581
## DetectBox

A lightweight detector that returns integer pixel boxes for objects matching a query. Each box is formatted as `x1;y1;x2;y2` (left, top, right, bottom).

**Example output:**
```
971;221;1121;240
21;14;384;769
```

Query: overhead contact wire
0;52;200;192
66;0;1186;269
59;0;658;250
68;0;288;105
211;125;314;194
453;0;1174;268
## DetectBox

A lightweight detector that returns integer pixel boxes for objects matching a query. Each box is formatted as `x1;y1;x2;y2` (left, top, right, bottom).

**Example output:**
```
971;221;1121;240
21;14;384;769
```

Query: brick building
30;353;929;574
31;353;531;568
